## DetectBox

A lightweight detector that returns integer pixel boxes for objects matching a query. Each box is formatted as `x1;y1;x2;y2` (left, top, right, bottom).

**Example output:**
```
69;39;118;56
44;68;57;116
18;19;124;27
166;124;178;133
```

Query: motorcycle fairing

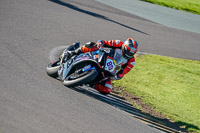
59;52;100;81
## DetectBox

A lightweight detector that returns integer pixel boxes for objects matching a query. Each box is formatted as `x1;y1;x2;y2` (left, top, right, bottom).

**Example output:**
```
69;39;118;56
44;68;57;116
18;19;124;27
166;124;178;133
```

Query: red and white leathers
80;40;136;94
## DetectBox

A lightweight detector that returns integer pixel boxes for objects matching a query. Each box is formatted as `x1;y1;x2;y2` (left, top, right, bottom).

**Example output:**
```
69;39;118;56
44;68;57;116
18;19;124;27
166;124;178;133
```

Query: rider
62;38;138;94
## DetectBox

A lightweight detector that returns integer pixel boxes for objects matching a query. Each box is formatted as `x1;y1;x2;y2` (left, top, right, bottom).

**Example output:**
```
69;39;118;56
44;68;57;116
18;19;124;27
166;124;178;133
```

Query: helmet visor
124;45;135;58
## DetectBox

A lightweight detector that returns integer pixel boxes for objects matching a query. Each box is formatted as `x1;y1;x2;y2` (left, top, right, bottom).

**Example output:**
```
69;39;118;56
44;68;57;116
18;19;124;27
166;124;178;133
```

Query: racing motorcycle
46;43;122;89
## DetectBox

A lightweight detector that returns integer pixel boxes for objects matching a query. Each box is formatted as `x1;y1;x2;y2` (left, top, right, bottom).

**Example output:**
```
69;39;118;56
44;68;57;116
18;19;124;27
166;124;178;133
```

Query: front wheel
63;69;98;87
46;59;60;78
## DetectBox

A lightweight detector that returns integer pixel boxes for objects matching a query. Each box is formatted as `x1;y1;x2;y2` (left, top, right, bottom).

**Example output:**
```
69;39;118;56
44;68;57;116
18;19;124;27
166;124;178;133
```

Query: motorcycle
46;43;122;89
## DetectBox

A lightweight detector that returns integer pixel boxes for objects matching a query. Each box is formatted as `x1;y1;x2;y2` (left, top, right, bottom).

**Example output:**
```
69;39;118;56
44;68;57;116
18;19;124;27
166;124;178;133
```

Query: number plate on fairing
105;57;116;73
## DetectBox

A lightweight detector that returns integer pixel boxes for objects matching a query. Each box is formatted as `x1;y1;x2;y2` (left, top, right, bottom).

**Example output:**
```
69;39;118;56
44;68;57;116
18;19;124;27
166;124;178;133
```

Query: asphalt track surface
0;0;200;133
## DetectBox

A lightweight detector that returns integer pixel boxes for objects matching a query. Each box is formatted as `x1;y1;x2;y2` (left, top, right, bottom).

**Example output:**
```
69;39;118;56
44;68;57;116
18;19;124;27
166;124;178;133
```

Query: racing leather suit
76;40;136;94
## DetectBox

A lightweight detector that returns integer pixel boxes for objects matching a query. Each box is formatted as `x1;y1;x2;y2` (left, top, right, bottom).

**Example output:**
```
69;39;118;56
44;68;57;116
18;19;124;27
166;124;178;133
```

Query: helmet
122;38;138;59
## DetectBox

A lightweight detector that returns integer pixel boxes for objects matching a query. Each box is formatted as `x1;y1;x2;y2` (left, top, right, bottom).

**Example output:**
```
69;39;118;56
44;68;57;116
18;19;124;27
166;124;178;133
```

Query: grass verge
141;0;200;15
113;54;200;132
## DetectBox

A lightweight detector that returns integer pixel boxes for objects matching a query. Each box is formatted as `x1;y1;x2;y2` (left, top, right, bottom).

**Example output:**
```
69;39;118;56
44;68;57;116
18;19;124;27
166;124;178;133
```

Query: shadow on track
68;86;198;133
48;0;149;35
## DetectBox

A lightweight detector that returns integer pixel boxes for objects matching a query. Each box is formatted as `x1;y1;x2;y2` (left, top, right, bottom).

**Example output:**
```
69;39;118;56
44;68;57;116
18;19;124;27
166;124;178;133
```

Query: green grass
114;54;200;132
141;0;200;15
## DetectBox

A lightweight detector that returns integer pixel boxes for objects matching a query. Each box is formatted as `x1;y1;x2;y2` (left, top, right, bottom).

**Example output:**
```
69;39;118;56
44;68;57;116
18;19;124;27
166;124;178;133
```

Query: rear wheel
46;59;60;78
63;69;97;87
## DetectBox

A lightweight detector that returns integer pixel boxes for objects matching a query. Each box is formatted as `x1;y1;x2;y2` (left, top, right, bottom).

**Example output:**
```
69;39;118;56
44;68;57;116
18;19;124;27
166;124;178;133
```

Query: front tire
46;59;60;78
63;69;98;87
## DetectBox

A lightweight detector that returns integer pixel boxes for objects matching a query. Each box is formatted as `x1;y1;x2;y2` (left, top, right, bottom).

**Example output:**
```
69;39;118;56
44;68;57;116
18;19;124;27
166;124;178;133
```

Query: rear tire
63;69;97;87
46;60;60;78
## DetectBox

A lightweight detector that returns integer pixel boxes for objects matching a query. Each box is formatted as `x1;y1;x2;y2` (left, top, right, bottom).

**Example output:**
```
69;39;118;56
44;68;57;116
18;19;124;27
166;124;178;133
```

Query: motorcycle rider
62;38;138;94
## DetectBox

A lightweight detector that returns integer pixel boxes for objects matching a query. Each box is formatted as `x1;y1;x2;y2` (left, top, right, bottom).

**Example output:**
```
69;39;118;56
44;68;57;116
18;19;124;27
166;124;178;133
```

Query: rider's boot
94;80;112;95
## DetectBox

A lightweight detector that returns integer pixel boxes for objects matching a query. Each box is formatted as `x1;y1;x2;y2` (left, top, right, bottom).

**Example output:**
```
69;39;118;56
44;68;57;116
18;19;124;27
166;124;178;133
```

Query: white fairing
114;49;128;65
113;49;128;73
104;49;128;74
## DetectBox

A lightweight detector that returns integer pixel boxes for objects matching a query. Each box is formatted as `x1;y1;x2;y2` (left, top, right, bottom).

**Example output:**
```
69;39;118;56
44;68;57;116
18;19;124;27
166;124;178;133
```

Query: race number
105;57;115;73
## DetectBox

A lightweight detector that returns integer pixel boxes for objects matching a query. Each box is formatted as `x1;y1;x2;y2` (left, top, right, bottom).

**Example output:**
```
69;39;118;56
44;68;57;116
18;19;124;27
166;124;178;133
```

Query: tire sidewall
63;69;98;87
46;60;60;78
